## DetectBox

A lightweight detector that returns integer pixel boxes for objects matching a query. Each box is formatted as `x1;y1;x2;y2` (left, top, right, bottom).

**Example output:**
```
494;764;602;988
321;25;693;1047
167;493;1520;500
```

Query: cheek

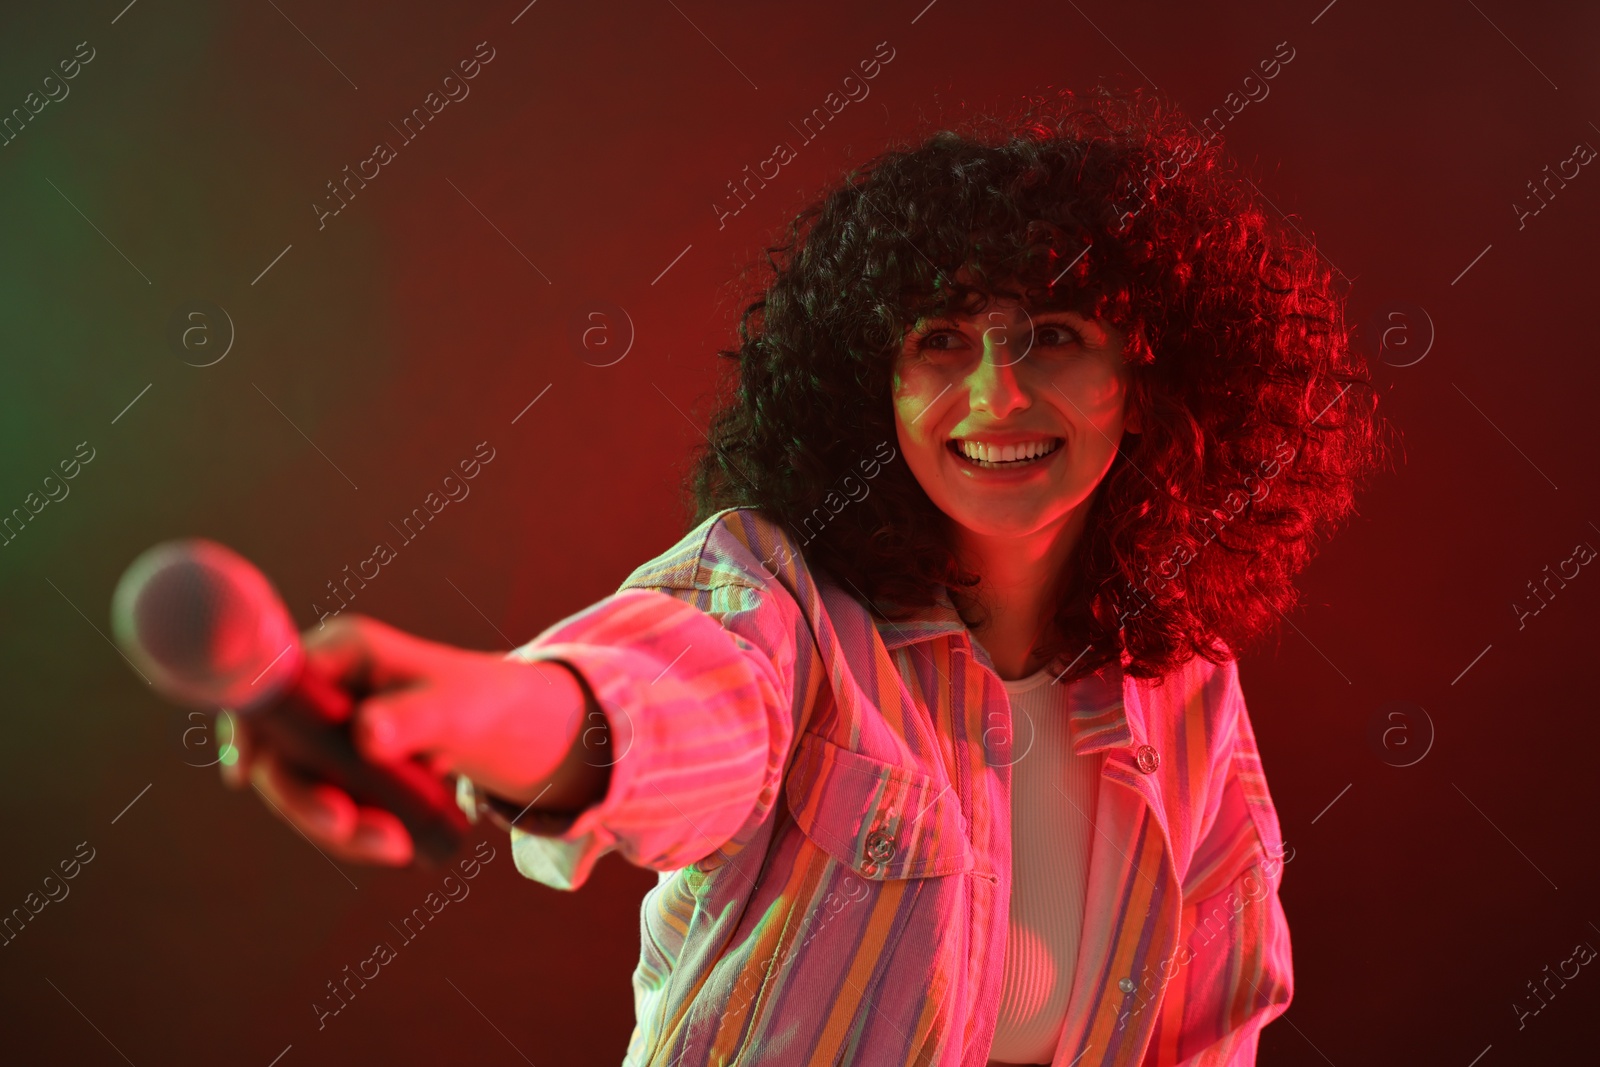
1075;361;1126;412
890;364;932;438
1043;366;1128;481
890;366;950;482
1058;360;1129;427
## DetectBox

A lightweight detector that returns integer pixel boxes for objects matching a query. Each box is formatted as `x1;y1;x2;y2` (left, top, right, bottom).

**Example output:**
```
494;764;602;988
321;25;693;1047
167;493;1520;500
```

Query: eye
1032;322;1085;347
911;327;966;352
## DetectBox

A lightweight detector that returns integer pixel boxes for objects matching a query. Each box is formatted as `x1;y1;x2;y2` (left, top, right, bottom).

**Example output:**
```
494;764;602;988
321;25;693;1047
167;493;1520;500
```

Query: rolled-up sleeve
456;539;805;891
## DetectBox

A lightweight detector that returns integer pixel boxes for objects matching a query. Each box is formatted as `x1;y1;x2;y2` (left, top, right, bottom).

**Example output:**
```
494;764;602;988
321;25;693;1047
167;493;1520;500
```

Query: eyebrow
915;307;1088;326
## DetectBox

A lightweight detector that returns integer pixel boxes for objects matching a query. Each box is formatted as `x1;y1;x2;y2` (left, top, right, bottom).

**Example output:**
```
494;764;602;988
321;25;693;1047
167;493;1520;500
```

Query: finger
250;751;413;866
299;614;447;696
347;805;413;867
298;615;385;695
251;749;358;848
350;687;457;765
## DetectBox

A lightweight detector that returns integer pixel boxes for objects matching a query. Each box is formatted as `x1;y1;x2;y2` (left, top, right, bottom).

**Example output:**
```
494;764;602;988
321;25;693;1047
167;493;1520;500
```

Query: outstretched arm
457;578;804;891
219;612;608;866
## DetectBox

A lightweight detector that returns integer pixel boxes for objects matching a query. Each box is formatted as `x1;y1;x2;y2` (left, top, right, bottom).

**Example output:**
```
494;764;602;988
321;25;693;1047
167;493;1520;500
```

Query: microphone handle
243;663;469;866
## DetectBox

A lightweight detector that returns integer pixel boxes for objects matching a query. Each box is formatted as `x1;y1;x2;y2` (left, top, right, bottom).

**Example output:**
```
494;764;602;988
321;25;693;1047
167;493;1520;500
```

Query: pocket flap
784;732;973;880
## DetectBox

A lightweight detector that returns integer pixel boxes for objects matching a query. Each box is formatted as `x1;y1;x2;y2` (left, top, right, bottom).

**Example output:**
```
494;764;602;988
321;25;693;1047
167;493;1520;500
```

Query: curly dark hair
684;85;1393;684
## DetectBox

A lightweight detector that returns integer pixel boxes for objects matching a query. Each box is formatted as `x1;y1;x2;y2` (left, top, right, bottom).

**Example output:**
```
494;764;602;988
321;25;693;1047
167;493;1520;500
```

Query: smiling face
891;291;1140;548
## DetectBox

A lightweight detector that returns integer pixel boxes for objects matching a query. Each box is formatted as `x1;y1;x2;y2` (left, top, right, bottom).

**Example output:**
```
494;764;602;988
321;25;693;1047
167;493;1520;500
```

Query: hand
218;613;596;866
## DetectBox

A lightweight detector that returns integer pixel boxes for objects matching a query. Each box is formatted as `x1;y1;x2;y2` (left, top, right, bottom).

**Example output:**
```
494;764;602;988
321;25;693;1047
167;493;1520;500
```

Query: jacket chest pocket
783;732;973;880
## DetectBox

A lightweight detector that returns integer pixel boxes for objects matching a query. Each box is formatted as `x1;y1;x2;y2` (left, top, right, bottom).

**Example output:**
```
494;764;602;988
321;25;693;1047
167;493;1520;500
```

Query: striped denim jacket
455;506;1294;1065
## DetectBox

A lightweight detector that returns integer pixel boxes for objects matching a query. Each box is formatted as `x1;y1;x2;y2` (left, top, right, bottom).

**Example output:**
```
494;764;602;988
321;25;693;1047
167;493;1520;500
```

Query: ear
1116;333;1146;436
1122;395;1144;435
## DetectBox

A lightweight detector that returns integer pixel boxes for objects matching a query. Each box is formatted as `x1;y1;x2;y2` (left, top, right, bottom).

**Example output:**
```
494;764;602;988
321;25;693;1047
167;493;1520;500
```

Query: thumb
301;614;443;696
351;686;455;764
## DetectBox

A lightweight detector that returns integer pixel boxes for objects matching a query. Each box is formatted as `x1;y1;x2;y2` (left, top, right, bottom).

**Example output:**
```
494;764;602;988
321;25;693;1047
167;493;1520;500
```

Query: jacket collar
868;585;1145;757
868;584;970;649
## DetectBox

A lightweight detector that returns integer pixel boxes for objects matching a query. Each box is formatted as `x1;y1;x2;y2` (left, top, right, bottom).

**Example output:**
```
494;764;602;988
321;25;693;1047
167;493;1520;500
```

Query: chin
942;497;1070;539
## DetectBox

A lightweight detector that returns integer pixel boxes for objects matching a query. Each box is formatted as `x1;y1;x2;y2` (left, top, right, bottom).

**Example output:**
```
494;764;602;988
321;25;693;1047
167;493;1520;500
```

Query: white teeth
955;439;1058;463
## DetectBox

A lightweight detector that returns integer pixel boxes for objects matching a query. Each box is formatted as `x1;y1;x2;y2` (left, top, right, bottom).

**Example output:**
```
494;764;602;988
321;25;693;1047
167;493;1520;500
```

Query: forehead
918;290;1091;323
924;265;1097;319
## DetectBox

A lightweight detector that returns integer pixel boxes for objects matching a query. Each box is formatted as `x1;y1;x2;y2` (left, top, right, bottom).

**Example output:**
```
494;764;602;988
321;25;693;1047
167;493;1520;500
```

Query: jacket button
1135;744;1160;774
864;828;897;863
1118;977;1136;993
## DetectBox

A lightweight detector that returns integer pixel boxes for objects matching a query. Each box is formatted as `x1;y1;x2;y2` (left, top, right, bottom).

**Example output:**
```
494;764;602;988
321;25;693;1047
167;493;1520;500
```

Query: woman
222;87;1387;1065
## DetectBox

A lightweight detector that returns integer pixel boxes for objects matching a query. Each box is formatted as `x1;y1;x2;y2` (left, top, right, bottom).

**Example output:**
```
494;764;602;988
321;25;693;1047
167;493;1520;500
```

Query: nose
967;320;1030;418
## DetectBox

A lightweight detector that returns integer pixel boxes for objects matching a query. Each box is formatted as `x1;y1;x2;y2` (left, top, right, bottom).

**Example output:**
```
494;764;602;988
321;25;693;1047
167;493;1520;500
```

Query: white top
987;665;1101;1066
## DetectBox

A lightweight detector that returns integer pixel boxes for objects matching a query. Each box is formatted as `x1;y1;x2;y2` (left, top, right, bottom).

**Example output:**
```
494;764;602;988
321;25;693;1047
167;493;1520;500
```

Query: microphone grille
111;539;302;709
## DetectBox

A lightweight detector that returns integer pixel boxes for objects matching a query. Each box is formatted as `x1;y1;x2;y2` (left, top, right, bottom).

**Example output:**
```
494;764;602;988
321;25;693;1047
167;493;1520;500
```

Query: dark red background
1;0;1596;1063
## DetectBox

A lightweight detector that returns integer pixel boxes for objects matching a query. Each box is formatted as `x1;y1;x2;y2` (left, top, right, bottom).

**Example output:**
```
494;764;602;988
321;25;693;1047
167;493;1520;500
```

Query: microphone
110;539;468;865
